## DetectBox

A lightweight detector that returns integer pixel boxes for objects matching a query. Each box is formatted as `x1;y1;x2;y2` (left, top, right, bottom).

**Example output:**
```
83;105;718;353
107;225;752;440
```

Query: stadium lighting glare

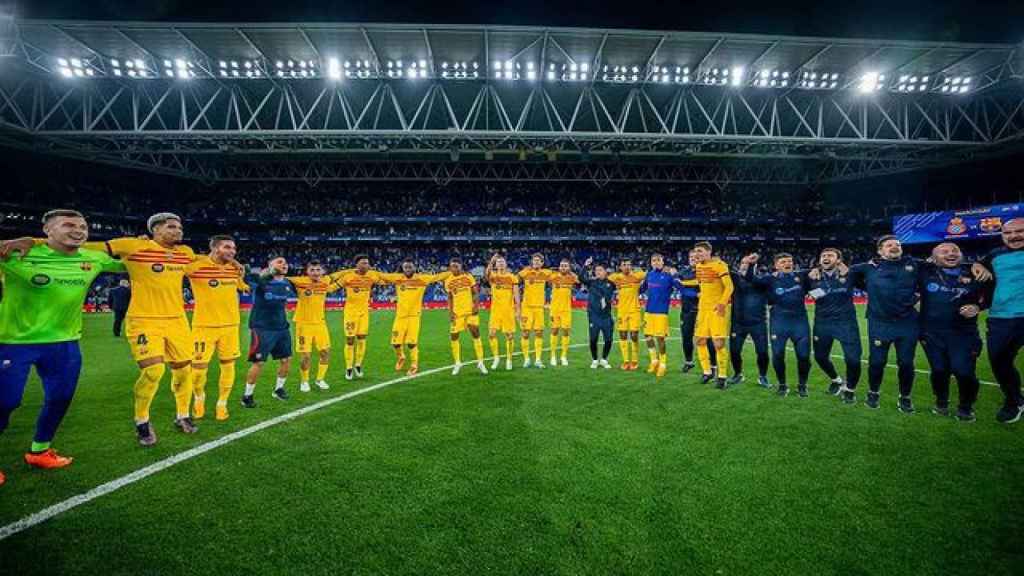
111;58;120;67
547;70;556;81
114;69;123;76
527;70;537;81
327;57;342;80
59;67;72;77
58;58;69;67
730;67;744;86
857;71;884;93
134;59;145;69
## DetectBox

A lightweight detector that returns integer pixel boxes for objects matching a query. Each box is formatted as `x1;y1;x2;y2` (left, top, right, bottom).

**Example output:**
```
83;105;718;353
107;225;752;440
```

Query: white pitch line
2;337;679;542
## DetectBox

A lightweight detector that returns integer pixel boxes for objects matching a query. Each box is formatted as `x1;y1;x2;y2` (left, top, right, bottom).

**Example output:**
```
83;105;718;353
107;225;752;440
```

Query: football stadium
0;3;1023;574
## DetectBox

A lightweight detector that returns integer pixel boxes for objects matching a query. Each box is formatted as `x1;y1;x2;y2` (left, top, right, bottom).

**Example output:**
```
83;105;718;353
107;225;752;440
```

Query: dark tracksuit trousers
867;319;918;397
813;320;862;388
770;312;811;387
921;328;982;410
730;321;769;378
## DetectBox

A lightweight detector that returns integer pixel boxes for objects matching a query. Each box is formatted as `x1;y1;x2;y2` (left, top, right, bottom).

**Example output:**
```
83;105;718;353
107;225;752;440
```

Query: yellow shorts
343;308;370;338
616;310;641;332
295;322;331;353
451;313;481;334
696;307;731;339
489;307;517;334
550;309;573;330
391;315;422;346
192;325;241;363
520;307;546;331
126;316;193;363
644;312;670;338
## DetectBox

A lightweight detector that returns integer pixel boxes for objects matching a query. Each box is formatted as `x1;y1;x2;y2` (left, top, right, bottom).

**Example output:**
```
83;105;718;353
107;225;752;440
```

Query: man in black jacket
581;257;616;369
108;279;131;337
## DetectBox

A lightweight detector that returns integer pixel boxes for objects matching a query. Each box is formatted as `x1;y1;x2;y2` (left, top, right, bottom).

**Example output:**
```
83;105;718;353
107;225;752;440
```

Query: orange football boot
24;449;73;469
406;364;419;376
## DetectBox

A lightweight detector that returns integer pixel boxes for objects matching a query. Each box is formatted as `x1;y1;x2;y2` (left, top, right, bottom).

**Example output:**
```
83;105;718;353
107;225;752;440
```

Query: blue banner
893;203;1023;244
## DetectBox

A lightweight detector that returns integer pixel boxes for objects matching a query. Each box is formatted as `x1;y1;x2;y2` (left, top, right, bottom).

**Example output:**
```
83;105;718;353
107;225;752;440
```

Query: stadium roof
1;19;1022;185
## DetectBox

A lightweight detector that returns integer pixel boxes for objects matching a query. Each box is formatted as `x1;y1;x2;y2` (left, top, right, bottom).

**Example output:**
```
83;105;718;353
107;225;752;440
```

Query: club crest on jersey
771;334;778;340
926;282;940;293
79;262;93;271
775;287;785;295
30;274;51;286
151;263;164;273
874;339;883;347
905;265;914;272
208;279;220;287
305;289;313;296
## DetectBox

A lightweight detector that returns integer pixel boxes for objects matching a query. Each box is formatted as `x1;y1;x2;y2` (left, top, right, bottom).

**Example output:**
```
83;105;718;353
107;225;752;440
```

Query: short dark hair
694;241;713;253
531;253;544;261
651;252;664;259
876;235;899;249
402;257;415;265
305;260;323;270
42;209;84;224
353;254;370;265
267;255;283;265
208;234;235;250
774;253;793;263
821;247;843;260
449;257;463;266
560;258;571;265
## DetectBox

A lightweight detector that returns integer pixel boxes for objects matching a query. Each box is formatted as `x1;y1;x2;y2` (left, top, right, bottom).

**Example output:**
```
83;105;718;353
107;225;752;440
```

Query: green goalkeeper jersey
0;244;125;344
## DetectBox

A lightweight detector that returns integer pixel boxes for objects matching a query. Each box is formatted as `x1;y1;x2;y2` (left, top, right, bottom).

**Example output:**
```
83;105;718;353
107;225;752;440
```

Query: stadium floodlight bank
0;19;1022;184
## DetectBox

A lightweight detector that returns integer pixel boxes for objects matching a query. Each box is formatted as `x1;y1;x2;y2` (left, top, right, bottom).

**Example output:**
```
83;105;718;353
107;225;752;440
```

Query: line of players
2;210;1023;486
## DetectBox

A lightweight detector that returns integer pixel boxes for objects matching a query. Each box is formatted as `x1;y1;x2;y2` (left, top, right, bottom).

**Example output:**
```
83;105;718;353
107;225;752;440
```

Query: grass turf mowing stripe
0;338;657;542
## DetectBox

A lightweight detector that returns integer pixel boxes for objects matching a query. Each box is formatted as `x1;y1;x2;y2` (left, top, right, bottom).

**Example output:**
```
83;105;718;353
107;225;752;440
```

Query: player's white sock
244;383;256;396
275;377;286;390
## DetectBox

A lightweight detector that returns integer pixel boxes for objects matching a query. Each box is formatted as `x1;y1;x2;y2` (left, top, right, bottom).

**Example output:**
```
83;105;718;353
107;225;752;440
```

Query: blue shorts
248;328;292;362
0;341;83;392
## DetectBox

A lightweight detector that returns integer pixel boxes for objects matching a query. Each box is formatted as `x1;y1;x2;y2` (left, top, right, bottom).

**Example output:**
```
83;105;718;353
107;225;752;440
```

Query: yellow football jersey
517;268;551;307
548;271;578;312
186;256;247;327
86;237;196;318
380;272;450;318
444;273;477;316
487;271;520;312
288;276;342;325
607;270;647;313
330;270;382;312
696;259;734;310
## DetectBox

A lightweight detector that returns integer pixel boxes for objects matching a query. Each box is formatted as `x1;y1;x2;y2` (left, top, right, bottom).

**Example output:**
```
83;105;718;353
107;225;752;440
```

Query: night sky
10;0;1024;44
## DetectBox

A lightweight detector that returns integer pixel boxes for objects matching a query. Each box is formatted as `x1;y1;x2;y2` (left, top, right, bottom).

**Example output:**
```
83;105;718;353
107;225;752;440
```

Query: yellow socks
631;341;640;364
450;339;461;363
697;344;712;375
217;362;235;405
716;346;729;378
561;334;569;358
550;333;558;360
534;335;544;362
133;363;165;423
316;362;329;381
521;336;530;360
300;367;310;382
659;352;668;369
505;336;514;362
409;346;419;366
619;340;630;363
345;343;355;368
191;368;208;399
490;336;500;357
354;339;367;366
472;338;484;361
648;346;659;364
170;365;193;419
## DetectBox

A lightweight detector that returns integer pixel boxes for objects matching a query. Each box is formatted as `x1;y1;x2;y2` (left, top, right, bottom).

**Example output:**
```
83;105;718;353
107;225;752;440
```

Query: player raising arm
607;258;646;370
547;259;579;367
379;259;451;376
288;260;342;393
0;210;126;485
186;235;249;421
484;254;521;371
691;242;733;388
518;254;552;368
444;258;488;375
242;257;294;408
329;256;383;380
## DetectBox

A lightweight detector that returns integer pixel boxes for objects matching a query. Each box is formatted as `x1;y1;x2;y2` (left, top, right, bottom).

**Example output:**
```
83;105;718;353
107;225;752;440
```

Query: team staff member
917;243;983;421
0;210;126;485
730;259;771;389
743;253;811;397
241;257;294;408
806;248;862;402
580;258;615;369
977;218;1024;423
108;279;131;337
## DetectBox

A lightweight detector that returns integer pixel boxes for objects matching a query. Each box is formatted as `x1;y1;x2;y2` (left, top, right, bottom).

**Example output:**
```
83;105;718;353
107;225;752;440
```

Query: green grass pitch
0;307;1022;575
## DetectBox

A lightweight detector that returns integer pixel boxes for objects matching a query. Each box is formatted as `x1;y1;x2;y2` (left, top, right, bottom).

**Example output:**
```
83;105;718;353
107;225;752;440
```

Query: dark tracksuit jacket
747;269;811;387
807;268;862;386
917;263;983;408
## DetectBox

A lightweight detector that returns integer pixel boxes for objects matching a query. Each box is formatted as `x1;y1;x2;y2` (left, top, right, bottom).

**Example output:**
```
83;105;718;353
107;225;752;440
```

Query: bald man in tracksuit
917;243;984;422
978;217;1024;424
